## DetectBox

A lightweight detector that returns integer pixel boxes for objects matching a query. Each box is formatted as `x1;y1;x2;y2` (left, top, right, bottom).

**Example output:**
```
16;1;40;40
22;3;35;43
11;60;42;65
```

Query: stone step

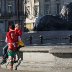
20;45;72;52
49;48;72;53
20;45;72;54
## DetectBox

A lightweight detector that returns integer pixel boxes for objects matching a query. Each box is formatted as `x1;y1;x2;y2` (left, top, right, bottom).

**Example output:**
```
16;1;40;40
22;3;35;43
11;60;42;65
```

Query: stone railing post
39;35;43;44
29;36;32;45
69;35;72;43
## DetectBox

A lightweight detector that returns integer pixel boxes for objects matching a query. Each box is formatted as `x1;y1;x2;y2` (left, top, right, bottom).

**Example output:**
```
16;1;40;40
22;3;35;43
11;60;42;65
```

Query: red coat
15;29;22;36
6;30;18;51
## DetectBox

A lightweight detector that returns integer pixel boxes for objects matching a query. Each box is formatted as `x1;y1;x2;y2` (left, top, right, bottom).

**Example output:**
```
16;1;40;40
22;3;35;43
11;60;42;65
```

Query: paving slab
1;45;72;72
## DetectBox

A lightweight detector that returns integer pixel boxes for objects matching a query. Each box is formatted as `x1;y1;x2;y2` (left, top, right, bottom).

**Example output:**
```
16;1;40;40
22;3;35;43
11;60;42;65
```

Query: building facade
39;0;72;16
24;0;72;30
0;0;24;32
24;0;39;30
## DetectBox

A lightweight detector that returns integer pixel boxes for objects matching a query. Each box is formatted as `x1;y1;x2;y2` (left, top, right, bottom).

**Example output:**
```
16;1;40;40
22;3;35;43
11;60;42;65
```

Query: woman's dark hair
9;24;15;30
7;24;15;32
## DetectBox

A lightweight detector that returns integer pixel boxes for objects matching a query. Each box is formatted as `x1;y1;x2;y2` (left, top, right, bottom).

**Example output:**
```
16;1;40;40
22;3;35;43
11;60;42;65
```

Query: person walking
15;23;24;50
5;24;19;70
0;23;24;65
14;24;24;61
0;25;12;64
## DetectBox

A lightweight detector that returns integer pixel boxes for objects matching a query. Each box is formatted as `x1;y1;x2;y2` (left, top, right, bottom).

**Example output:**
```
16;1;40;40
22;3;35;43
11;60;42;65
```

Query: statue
60;2;72;22
33;2;72;31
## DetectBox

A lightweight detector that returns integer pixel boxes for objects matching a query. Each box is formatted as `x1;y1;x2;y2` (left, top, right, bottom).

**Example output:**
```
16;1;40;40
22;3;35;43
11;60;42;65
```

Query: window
0;0;1;13
55;0;60;1
56;3;60;15
45;0;50;2
7;0;15;13
25;0;29;4
0;0;1;8
26;6;30;18
8;4;12;13
44;4;49;15
34;0;39;3
34;5;39;17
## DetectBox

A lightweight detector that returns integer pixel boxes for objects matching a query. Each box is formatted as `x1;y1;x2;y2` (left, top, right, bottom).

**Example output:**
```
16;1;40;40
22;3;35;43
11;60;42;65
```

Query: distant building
0;0;24;32
24;0;39;30
39;0;72;16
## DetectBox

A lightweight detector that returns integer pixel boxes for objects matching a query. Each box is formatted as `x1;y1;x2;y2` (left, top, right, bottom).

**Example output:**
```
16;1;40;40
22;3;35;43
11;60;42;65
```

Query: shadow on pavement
52;53;72;58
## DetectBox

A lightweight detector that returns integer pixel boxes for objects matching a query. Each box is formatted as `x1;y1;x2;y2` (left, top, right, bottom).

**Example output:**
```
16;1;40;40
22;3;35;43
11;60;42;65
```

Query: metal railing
23;35;72;45
0;34;72;46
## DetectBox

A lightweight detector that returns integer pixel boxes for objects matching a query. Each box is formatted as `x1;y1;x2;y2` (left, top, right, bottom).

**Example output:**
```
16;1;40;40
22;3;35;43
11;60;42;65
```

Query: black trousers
3;44;8;59
2;44;23;60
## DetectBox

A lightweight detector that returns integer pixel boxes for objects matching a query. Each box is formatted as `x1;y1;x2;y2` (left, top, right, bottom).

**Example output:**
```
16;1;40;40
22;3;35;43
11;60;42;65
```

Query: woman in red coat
15;23;24;47
6;24;18;70
15;23;22;37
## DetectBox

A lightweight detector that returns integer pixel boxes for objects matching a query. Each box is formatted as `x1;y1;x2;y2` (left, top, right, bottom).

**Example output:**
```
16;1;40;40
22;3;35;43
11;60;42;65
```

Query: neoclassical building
24;0;39;30
39;0;72;16
25;0;39;19
1;0;71;31
0;0;24;32
24;0;72;29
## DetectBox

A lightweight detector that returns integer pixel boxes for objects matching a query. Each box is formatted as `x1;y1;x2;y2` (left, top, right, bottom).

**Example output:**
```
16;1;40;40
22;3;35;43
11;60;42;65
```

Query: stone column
39;0;44;16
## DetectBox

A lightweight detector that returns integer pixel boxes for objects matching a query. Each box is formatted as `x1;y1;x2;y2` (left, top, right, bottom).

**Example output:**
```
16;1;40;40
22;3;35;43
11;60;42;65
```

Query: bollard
29;36;32;45
69;35;72;43
39;35;43;44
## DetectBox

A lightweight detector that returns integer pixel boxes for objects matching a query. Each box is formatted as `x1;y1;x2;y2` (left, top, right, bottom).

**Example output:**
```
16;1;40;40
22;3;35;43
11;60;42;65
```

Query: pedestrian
15;23;24;50
0;23;24;65
0;25;12;64
15;23;22;37
14;23;24;61
6;24;18;70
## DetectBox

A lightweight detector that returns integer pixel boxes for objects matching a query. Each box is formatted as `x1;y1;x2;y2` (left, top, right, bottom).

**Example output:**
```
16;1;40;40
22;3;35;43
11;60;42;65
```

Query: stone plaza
1;31;72;72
